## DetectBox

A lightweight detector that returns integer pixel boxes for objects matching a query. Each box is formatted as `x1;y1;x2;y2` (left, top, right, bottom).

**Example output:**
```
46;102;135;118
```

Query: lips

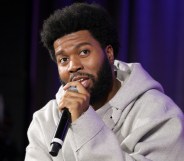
72;76;90;88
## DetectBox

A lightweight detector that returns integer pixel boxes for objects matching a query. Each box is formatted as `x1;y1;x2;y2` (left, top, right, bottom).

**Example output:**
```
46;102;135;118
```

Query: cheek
84;60;102;78
58;66;70;82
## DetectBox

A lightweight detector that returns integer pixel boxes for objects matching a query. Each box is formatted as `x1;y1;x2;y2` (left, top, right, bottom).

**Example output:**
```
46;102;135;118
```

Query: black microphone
49;86;78;157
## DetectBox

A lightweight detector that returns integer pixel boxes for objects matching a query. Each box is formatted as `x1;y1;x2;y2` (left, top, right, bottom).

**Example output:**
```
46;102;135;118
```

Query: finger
60;88;87;104
59;91;89;109
63;81;89;95
58;96;88;122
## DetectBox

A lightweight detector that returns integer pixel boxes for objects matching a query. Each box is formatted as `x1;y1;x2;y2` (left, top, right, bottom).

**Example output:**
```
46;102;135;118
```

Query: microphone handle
49;108;71;157
49;86;78;157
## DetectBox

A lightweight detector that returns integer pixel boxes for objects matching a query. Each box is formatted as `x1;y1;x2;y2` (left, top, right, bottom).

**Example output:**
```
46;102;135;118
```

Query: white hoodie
25;60;184;161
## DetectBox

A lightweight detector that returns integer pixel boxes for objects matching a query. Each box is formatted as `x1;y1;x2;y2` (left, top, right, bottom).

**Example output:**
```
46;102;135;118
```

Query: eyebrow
55;42;92;56
75;42;92;49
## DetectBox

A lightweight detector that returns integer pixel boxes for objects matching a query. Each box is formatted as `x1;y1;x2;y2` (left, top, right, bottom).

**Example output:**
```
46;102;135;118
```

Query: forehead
53;30;103;56
54;30;97;48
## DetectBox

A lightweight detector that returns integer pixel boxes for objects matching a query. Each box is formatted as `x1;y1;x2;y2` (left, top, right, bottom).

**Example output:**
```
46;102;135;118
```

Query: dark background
0;0;184;160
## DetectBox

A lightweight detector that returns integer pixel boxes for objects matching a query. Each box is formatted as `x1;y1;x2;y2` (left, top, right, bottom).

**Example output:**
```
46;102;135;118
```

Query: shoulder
133;89;184;120
32;99;59;124
27;99;60;146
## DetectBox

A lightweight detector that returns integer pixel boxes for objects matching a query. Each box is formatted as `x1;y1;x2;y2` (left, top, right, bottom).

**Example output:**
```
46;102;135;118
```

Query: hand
58;81;90;122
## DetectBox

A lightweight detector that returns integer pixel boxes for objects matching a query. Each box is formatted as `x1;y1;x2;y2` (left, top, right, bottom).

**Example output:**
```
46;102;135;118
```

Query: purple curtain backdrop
29;0;184;121
118;0;184;110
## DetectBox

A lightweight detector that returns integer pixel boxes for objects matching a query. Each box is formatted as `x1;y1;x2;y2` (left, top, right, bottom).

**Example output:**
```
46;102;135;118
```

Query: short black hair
41;2;119;61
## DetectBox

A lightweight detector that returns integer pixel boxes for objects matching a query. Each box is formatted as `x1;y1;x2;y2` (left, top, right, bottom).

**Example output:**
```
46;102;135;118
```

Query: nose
68;58;83;73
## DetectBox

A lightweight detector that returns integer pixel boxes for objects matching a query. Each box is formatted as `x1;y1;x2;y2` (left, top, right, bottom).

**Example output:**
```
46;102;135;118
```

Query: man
25;2;184;161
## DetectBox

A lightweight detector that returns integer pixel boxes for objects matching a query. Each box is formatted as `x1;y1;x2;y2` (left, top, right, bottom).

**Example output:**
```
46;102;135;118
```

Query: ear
105;45;114;65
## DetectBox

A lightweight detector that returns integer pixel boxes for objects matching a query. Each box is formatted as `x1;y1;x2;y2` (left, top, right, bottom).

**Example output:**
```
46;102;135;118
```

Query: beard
60;56;113;106
89;56;113;105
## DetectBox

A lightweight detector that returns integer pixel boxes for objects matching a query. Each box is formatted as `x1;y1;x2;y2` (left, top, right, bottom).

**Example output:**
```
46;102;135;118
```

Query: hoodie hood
110;60;164;110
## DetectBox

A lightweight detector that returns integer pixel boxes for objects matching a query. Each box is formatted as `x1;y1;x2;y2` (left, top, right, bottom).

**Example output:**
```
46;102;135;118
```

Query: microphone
49;86;78;157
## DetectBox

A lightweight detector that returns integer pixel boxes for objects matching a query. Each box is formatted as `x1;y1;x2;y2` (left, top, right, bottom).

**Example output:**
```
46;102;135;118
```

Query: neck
92;78;121;110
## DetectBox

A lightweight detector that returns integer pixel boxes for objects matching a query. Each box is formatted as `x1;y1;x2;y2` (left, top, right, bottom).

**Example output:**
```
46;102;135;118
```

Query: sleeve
122;114;184;161
24;116;52;161
118;91;184;161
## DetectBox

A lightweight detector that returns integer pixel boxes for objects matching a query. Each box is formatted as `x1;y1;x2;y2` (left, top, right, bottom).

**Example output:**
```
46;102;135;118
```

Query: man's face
53;30;114;105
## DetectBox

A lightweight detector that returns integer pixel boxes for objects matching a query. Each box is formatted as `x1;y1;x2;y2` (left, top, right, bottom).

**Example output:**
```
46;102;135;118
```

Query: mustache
69;72;95;82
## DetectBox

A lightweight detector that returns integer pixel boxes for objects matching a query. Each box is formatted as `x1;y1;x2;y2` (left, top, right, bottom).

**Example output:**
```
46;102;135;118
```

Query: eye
80;49;90;56
59;57;69;64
